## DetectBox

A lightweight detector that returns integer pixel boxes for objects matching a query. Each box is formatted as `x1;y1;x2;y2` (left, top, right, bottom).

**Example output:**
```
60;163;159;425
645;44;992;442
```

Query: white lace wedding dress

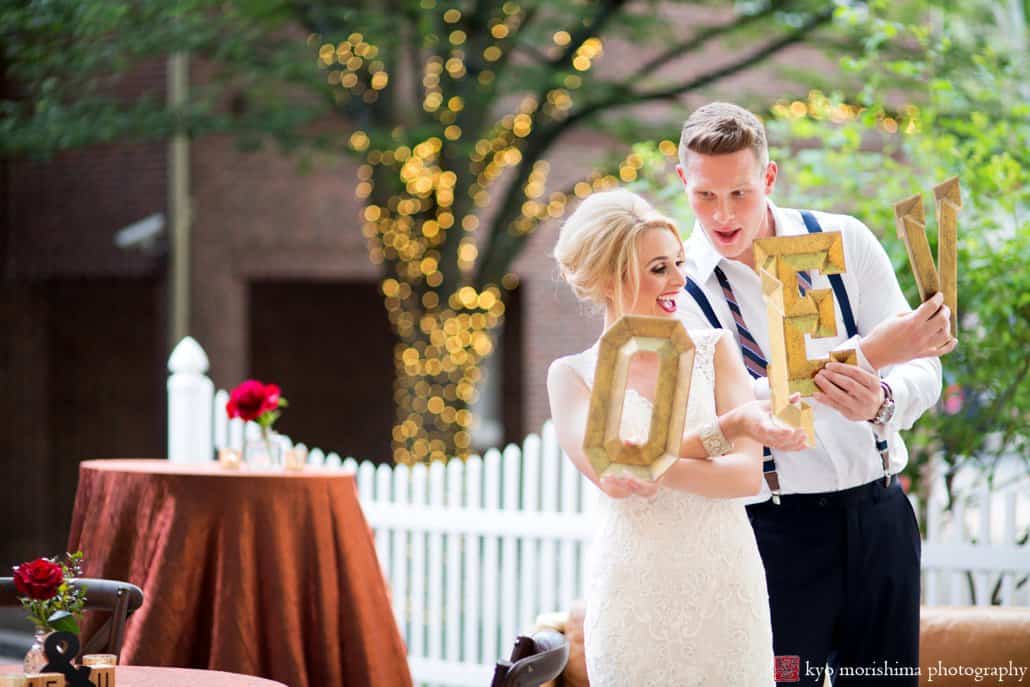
558;329;774;686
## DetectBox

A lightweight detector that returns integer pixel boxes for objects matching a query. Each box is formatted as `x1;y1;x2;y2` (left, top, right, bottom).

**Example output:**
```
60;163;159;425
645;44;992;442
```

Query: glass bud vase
24;629;50;674
244;429;282;468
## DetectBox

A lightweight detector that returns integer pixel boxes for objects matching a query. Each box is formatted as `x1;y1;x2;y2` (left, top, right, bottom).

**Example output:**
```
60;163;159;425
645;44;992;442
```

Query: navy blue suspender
799;211;858;339
684;279;722;330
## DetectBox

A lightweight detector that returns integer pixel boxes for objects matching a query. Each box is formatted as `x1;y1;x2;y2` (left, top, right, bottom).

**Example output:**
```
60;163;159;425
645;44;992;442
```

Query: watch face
879;399;896;424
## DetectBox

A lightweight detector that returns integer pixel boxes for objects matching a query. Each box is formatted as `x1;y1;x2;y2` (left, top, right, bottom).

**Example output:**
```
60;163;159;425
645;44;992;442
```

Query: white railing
917;479;1030;606
167;337;1030;687
347;423;595;686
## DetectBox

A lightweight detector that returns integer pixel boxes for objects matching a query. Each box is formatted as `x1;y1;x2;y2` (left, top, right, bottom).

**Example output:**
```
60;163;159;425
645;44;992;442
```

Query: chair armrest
495;630;570;687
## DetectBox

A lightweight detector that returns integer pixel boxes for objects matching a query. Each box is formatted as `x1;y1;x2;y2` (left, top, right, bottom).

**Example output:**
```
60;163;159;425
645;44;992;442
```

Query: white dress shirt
677;201;942;500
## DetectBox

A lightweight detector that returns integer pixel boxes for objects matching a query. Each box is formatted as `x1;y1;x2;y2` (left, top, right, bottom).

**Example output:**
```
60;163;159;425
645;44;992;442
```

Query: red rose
261;385;281;414
226;380;281;422
13;558;64;601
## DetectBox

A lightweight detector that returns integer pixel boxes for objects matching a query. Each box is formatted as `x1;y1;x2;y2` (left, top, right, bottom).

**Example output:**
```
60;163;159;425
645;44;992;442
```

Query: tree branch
564;6;837;131
549;0;629;68
402;3;426;126
473;5;539;93
635;2;784;77
473;126;563;288
475;6;836;287
513;40;551;65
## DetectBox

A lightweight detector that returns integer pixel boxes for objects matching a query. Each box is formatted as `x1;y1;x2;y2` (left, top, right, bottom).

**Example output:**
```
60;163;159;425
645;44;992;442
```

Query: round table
1;665;286;687
67;460;412;687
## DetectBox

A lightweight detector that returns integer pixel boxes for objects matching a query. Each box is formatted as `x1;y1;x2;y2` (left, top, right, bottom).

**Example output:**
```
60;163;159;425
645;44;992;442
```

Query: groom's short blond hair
678;102;769;168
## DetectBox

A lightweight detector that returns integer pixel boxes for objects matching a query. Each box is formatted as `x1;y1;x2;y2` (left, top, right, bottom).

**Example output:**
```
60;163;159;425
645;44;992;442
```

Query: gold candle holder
284;447;307;472
218;447;242;470
894;177;961;338
82;655;117;667
583;315;695;482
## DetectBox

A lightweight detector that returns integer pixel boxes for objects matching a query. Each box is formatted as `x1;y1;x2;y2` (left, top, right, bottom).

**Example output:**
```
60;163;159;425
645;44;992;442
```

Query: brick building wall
1;60;168;565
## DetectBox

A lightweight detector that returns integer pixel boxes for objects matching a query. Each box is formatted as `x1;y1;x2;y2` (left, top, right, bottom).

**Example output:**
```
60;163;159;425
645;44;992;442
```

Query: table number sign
81;657;115;687
583;315;695;481
754;231;858;443
893;177;961;338
84;669;111;687
24;676;64;687
38;633;104;687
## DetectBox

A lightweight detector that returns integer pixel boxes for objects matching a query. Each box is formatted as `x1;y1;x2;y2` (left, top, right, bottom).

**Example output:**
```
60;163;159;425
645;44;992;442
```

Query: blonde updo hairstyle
553;188;680;319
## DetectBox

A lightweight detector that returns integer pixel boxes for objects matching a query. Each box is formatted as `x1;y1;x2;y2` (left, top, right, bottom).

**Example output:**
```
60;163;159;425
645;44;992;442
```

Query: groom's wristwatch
869;380;895;425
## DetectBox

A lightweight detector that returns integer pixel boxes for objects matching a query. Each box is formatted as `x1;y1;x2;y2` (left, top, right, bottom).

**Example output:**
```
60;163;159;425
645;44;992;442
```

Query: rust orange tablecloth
1;665;287;687
67;460;412;687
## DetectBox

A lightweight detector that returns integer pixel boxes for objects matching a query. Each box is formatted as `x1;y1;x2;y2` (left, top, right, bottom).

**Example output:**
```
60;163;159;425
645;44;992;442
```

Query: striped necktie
713;265;813;379
797;269;813;295
714;265;767;379
712;263;812;502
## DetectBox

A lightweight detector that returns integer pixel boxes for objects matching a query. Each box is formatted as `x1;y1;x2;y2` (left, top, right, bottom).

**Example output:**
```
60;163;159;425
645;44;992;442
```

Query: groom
673;102;953;686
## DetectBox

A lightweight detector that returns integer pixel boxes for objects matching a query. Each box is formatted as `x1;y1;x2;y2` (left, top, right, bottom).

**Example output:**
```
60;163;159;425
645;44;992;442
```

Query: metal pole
168;52;191;348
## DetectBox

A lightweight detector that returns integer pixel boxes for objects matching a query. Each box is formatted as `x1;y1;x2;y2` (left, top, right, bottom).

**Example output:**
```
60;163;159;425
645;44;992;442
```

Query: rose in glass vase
13;551;87;673
227;379;288;467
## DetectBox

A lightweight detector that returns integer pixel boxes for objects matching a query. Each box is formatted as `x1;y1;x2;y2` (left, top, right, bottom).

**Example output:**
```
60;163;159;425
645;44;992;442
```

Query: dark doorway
249;280;526;463
500;284;524;445
47;278;166;536
1;277;165;566
250;281;396;463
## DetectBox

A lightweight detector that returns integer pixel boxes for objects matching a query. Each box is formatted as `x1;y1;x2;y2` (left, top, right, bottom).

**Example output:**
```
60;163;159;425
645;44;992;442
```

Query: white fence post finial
167;336;214;464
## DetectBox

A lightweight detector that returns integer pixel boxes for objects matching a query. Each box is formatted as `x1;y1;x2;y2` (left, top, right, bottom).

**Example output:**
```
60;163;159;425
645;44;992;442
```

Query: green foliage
634;0;1029;500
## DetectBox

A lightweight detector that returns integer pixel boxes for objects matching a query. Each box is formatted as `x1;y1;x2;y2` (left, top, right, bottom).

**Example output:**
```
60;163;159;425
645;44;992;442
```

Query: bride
547;189;807;686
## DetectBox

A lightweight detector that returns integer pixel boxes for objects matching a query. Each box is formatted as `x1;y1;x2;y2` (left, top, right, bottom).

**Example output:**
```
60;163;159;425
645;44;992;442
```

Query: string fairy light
318;13;631;464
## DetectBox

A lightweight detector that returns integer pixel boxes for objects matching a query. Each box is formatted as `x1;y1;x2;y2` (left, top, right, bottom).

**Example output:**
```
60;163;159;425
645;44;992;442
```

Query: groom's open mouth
657;294;677;313
712;227;742;245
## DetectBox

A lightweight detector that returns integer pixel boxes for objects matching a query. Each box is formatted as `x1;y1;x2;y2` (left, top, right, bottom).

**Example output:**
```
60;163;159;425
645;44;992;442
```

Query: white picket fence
918;473;1030;607
347;425;595;686
167;336;1030;687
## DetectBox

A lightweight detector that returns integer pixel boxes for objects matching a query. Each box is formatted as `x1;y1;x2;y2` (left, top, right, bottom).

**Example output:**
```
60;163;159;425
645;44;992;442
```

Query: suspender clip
877;438;891;487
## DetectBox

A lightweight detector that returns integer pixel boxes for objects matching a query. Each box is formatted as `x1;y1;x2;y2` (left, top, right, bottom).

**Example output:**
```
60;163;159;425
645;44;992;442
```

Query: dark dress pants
746;477;921;686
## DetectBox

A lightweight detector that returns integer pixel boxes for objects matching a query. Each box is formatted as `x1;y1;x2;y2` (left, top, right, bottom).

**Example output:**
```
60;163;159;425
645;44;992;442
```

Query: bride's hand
599;442;660;499
599;474;658;499
723;394;810;452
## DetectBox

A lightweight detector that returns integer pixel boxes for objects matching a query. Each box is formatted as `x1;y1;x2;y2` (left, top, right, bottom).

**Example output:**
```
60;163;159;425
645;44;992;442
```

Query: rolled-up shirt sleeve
753;375;771;401
849;217;942;431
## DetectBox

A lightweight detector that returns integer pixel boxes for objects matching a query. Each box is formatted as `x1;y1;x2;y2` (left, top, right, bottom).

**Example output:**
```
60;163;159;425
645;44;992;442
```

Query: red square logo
775;655;800;683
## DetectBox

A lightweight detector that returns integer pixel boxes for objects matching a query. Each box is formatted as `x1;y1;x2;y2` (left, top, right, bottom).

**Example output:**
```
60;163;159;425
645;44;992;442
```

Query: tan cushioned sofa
536;603;1030;687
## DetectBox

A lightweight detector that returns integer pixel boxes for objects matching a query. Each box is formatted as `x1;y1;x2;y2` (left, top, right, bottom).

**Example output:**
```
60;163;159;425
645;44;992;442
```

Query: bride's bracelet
699;420;733;458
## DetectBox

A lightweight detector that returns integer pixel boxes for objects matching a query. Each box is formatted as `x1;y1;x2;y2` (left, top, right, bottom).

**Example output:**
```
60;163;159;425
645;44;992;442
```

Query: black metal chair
0;577;144;658
490;629;569;687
